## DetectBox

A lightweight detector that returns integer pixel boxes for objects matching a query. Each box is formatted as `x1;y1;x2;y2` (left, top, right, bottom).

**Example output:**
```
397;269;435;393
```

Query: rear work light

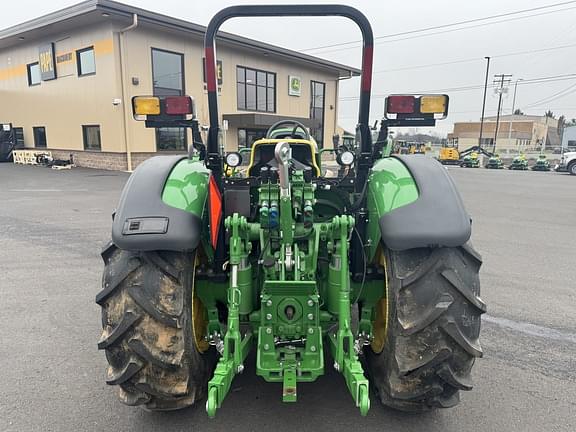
420;95;448;115
386;95;415;114
385;94;449;119
132;95;195;120
133;96;160;116
165;96;194;115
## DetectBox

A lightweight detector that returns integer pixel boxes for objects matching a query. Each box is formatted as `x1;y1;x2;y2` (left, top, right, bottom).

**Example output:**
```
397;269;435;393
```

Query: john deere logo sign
288;76;301;96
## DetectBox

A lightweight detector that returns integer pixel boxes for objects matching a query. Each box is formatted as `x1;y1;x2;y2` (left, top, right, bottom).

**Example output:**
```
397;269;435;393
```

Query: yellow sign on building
38;43;56;81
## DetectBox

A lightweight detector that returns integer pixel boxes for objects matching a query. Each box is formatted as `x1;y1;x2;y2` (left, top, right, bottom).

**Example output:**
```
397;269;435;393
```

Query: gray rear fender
378;155;472;251
111;155;205;252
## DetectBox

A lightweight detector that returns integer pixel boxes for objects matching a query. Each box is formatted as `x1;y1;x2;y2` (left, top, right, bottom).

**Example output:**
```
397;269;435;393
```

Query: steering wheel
266;120;311;141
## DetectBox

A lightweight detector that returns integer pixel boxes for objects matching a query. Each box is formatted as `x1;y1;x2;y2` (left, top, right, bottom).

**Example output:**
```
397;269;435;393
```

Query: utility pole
478;56;491;149
508;78;523;154
493;73;513;153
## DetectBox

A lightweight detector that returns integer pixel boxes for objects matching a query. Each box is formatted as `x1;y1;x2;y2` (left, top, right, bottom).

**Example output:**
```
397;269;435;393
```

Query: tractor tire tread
366;243;484;412
97;244;214;411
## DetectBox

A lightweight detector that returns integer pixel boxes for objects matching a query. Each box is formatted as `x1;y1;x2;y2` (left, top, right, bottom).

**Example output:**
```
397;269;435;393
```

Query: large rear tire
96;243;215;411
365;244;485;411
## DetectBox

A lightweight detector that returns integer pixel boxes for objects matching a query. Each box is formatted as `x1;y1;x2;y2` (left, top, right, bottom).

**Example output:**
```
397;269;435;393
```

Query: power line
521;82;576;108
302;1;576;52
314;7;576;55
338;74;576;101
374;58;480;74
338;74;576;99
372;42;576;74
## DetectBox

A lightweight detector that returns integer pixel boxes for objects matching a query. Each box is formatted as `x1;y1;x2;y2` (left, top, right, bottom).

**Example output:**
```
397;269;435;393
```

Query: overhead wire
302;1;576;53
372;43;576;74
319;2;576;122
314;7;576;55
520;83;576;108
338;74;576;101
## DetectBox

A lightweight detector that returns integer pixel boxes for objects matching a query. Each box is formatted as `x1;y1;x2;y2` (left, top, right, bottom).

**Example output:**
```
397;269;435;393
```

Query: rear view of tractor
461;152;480;168
96;5;484;418
485;154;504;169
531;154;550;171
509;154;528;170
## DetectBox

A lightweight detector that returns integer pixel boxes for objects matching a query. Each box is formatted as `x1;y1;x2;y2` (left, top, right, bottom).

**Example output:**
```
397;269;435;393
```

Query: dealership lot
0;163;575;432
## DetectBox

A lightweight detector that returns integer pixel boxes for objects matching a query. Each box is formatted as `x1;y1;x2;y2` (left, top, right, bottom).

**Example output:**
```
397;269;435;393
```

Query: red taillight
165;96;193;115
386;95;415;114
208;175;222;250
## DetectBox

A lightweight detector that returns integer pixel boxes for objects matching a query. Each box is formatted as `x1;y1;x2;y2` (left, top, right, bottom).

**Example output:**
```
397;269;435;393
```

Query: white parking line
484;314;576;344
8;189;89;192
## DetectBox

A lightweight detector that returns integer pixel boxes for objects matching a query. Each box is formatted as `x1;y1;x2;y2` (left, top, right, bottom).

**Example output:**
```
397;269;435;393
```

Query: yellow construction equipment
438;139;460;165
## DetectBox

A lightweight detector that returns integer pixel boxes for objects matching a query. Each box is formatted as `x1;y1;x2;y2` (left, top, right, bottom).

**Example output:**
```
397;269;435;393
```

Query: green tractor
509;154;529;170
531;154;551;171
485;154;504;169
96;5;484;418
460;152;480;168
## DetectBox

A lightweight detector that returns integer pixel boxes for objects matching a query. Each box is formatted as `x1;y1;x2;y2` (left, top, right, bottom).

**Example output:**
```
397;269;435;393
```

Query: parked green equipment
509;154;528;170
531;154;550;171
485;154;504;169
96;5;484;419
460;152;480;168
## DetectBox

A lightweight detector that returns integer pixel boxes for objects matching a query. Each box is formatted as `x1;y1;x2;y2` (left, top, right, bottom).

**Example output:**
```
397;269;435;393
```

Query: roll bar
203;5;374;181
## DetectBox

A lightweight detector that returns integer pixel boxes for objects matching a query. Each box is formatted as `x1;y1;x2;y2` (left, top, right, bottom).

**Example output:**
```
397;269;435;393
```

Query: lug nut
307;299;314;307
266;300;272;307
264;344;270;350
266;313;272;320
308;327;314;334
307;313;314;320
266;327;272;334
310;346;316;352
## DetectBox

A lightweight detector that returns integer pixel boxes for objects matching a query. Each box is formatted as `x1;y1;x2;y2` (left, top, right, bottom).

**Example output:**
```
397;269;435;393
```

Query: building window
152;48;184;96
82;125;101;151
76;47;96;76
13;127;24;147
156;128;187;151
237;66;275;113
238;128;267;149
33;127;47;148
27;63;41;86
568;140;576;148
152;48;187;151
310;81;325;147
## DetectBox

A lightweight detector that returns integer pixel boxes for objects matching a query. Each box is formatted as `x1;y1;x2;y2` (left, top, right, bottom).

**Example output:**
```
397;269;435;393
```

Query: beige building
448;115;561;154
0;0;359;170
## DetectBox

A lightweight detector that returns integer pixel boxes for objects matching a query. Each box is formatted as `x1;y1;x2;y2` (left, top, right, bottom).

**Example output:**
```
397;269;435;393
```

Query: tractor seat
247;139;321;177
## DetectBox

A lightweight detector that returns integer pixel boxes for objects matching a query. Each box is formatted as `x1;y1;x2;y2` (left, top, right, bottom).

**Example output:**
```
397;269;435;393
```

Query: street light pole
478;56;491;149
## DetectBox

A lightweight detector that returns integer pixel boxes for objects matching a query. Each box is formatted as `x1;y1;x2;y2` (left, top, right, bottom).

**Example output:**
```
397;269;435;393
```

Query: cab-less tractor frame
97;4;485;419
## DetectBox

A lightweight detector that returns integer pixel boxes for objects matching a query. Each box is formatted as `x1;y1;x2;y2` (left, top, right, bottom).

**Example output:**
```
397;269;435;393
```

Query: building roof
483;114;559;125
0;0;361;78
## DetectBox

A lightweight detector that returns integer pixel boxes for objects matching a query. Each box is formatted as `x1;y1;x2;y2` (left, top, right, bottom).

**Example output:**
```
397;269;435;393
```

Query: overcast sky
2;0;575;135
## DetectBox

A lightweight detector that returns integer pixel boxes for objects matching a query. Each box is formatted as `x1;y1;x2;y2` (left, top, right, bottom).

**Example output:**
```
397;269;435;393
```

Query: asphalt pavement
0;163;575;432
